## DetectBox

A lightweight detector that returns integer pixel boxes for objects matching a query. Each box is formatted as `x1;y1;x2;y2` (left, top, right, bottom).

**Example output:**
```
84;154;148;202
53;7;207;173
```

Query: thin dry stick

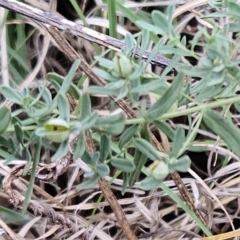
47;26;207;228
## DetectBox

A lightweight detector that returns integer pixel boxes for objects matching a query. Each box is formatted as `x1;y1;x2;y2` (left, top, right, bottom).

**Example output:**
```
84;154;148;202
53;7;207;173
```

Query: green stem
126;95;240;125
7;125;37;132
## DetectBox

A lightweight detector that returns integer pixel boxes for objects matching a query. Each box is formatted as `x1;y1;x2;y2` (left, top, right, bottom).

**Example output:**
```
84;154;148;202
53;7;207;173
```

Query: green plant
2;0;240;238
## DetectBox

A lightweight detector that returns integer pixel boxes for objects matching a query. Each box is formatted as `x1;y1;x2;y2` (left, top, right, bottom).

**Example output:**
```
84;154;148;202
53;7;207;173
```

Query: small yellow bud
113;53;132;78
147;160;169;180
43;118;70;143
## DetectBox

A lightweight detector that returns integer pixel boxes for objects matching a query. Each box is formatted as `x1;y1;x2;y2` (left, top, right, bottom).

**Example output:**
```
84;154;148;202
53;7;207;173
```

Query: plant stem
126;96;240;125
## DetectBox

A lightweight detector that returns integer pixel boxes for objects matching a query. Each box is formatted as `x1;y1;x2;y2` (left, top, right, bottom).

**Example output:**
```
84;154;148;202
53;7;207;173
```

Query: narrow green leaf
187;145;208;152
179;112;203;157
107;80;126;89
151;10;169;35
115;84;128;101
170;127;185;158
57;93;70;122
82;150;93;165
130;78;164;94
145;38;165;67
190;28;206;52
234;102;240;113
94;113;125;135
47;72;81;99
228;2;240;18
80;112;99;131
94;56;113;69
0;206;31;224
161;55;181;77
87;86;119;97
73;131;85;160
15;13;28;74
139;29;150;58
111;158;136;172
119;124;139;149
60;60;80;94
51;140;69;161
92;152;100;164
97;163;110;176
8;47;29;79
107;0;117;39
165;5;175;22
196;85;222;101
159;183;213;236
129;79;140;105
39;85;52;104
93;68;119;82
0;107;11;134
129;124;149;186
140;176;162;190
129;151;147;187
203;110;240;157
170;155;191;172
100;134;111;161
147;72;184;120
136;21;166;35
121;172;129;195
0;136;13;149
14;122;23;144
22;138;41;213
157;46;189;55
204;11;227;18
133;138;167;160
0;86;22;105
129;61;144;80
77;173;100;190
84;172;94;178
115;0;159;43
69;0;89;27
124;33;135;55
37;98;57;119
80;94;91;120
179;65;209;77
153;120;175;141
179;84;190;106
229;22;240;32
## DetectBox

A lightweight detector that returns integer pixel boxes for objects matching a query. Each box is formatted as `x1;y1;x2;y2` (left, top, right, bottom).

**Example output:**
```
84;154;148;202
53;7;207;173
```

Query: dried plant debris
2;164;78;233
